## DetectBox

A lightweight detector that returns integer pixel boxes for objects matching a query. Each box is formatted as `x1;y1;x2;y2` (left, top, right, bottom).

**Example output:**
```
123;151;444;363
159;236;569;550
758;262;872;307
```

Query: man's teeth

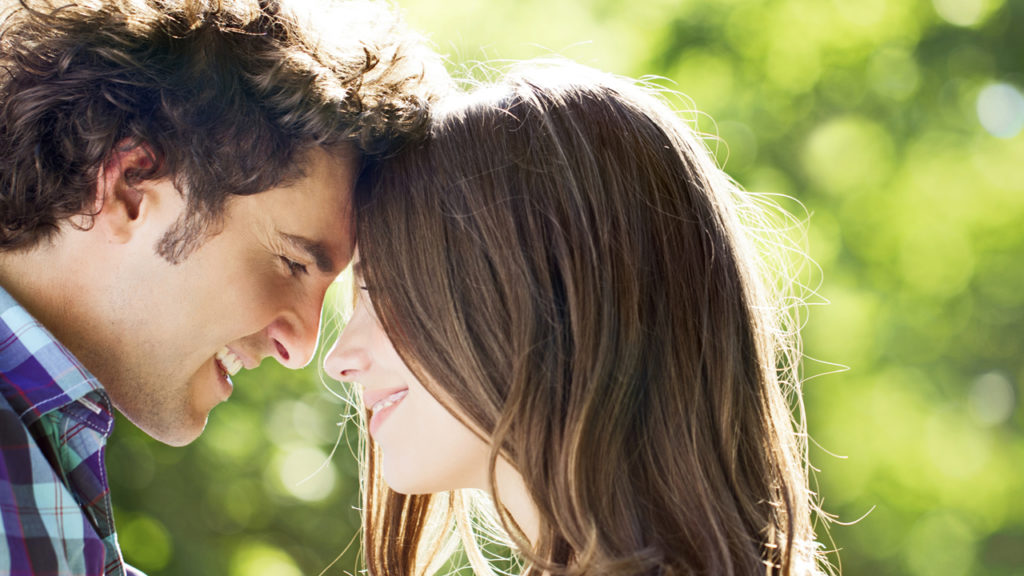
371;390;408;413
215;347;244;376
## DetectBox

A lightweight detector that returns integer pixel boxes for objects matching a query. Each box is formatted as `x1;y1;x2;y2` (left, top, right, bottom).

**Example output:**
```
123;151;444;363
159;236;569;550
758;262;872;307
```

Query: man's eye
281;256;308;277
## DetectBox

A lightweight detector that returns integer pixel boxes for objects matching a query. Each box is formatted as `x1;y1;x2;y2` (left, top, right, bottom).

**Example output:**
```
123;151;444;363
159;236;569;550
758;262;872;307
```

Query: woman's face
324;259;492;494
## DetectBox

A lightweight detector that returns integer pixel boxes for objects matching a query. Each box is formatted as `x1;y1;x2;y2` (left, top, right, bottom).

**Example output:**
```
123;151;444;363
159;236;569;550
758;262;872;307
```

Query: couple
0;1;827;575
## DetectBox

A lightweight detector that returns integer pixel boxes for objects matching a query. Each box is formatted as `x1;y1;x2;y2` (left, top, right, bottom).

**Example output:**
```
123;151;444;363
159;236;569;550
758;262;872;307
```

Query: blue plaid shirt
0;286;143;575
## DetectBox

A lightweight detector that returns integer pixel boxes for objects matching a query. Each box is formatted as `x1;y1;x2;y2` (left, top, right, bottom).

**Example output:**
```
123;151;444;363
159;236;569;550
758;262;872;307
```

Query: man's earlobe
93;142;159;242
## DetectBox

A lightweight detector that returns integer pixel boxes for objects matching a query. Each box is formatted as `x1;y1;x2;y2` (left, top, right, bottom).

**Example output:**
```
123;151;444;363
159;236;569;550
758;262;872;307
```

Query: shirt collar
0;285;111;429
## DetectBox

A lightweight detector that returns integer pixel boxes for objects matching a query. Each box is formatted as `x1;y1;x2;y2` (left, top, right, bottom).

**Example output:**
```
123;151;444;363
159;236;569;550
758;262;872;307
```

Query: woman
325;60;828;576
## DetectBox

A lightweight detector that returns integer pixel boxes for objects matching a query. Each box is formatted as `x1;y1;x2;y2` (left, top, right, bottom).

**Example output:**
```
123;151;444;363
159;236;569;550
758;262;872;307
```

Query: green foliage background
107;0;1024;574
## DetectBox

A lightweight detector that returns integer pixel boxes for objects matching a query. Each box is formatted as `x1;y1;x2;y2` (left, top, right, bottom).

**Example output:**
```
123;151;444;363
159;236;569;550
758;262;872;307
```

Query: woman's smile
363;387;409;438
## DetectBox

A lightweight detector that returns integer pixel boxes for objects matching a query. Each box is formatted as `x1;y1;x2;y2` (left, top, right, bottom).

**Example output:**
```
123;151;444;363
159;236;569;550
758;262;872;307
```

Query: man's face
92;147;357;446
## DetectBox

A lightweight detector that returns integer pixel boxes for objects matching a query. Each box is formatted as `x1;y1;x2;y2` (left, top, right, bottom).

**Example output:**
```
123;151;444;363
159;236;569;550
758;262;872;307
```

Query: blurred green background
107;0;1024;574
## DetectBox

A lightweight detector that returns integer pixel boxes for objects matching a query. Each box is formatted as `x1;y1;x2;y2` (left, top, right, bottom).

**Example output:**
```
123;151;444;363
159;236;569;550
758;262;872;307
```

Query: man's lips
212;348;238;402
215;347;244;376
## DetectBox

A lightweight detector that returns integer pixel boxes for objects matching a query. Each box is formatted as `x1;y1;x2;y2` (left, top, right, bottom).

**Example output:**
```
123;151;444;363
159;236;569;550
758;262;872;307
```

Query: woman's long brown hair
353;61;826;576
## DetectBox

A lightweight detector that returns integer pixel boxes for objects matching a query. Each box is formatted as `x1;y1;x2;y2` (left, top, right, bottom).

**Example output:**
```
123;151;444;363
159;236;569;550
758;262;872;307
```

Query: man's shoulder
0;298;118;575
0;286;110;426
0;387;32;458
0;392;114;574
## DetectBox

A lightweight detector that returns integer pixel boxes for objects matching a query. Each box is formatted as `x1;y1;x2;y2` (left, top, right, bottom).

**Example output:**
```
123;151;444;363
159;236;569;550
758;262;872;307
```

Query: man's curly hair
0;0;446;260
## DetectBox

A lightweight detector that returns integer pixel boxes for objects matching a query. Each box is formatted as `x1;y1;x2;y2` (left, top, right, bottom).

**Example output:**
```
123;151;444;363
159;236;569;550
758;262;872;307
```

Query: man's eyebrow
281;232;336;274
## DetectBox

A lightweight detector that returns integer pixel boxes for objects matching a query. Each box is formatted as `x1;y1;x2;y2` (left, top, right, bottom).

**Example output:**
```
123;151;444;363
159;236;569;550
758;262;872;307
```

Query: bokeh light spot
968;372;1016;426
976;82;1024;139
119;515;172;572
868;47;920;101
833;0;888;27
230;543;302;576
932;0;998;27
222;479;260;530
802;116;895;196
271;444;337;502
668;50;735;113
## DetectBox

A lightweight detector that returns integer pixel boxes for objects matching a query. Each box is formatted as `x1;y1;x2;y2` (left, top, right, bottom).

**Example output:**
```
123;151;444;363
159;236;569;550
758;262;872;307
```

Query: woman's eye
281;256;309;277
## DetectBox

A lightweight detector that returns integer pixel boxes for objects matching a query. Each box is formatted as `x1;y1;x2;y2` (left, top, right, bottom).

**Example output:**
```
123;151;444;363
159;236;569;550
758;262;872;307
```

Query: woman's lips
366;388;409;438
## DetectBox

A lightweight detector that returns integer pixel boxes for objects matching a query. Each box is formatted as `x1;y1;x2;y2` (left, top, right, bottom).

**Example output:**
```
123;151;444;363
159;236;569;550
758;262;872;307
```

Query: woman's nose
323;310;373;382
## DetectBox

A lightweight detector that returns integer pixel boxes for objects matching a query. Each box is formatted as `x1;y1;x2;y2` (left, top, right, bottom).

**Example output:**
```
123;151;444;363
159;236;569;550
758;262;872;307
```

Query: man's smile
215;346;245;376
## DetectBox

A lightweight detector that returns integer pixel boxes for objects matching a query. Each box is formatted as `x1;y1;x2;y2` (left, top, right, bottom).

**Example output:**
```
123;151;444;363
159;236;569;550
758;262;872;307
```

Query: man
0;0;443;573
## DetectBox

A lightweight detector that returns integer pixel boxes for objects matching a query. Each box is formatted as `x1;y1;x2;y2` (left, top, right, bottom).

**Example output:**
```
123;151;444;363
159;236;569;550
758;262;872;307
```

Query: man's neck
0;237;89;350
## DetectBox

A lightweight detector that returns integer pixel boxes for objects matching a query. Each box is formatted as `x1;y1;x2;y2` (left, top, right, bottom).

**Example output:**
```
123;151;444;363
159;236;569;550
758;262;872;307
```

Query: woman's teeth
371;390;408;413
216;347;244;376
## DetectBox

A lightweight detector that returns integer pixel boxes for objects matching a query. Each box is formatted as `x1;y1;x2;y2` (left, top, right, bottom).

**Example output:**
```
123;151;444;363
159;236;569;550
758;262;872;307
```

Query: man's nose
265;288;326;369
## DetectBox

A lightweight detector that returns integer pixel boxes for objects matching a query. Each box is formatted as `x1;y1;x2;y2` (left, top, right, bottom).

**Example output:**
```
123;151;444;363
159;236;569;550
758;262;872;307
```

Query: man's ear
92;141;159;243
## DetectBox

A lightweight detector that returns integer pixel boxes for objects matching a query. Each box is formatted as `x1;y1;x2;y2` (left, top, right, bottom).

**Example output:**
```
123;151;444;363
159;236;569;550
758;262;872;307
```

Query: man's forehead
285;143;359;187
265;146;358;275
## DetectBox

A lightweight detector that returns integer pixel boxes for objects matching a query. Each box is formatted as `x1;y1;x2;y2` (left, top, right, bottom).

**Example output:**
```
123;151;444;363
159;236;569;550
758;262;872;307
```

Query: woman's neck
494;458;541;546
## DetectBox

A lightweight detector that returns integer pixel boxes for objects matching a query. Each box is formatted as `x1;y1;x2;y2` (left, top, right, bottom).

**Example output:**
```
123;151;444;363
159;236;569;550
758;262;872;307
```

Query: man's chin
155;428;204;447
118;408;209;447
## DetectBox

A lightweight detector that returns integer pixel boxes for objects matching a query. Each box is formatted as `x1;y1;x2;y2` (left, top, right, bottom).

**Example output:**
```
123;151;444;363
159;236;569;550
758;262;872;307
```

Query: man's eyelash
280;256;308;276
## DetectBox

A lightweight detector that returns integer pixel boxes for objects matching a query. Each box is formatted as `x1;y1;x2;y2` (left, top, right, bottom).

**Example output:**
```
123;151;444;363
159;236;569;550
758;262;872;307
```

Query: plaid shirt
0;287;143;576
